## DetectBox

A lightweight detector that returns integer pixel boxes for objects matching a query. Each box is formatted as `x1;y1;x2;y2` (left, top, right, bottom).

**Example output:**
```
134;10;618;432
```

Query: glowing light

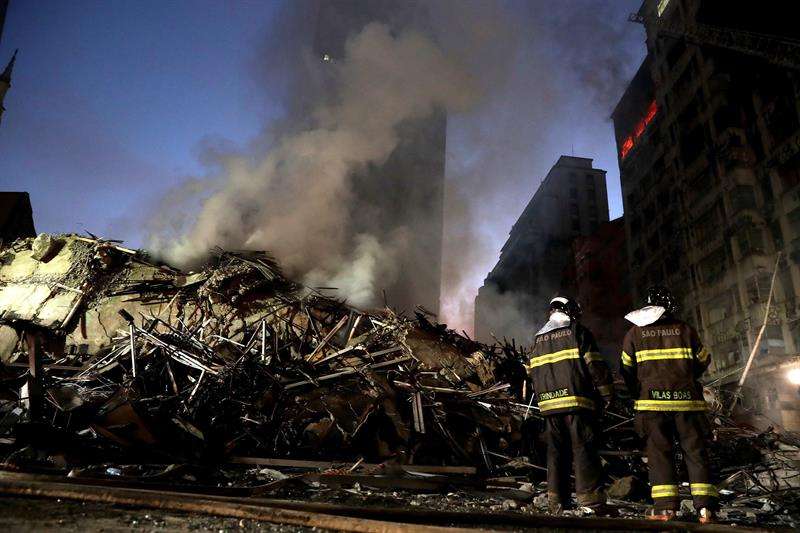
620;100;658;159
620;136;634;159
787;367;800;385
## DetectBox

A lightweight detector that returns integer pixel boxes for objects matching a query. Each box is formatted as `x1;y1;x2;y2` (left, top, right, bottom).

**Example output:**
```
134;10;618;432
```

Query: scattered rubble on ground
0;234;798;528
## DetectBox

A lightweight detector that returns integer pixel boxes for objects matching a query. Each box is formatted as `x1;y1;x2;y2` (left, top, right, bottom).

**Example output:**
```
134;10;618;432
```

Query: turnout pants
545;411;604;508
637;411;719;511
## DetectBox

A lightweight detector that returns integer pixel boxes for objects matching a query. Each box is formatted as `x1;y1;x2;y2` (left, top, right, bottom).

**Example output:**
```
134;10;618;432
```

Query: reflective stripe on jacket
528;323;613;415
620;317;710;412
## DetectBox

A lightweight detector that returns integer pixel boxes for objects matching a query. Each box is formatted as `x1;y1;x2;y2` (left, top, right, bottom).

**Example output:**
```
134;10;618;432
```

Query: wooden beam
228;456;477;475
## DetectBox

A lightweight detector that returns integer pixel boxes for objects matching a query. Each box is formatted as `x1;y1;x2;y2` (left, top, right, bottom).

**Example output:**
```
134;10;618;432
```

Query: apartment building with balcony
612;0;800;429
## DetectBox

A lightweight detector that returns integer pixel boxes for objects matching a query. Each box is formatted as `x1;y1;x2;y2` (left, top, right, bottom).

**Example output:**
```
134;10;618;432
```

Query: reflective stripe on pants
638;411;718;511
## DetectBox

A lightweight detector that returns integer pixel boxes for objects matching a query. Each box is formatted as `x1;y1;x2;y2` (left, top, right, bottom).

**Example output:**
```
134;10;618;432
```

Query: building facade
474;156;610;345
1;0;15;127
612;0;800;428
312;0;446;315
0;192;35;246
561;218;632;362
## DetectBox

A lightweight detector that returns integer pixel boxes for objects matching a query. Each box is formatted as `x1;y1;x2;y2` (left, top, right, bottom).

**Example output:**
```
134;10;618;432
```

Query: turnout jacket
527;323;614;415
620;317;711;412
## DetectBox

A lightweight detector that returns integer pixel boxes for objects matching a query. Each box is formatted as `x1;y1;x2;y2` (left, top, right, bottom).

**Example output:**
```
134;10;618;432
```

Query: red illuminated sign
620;100;658;159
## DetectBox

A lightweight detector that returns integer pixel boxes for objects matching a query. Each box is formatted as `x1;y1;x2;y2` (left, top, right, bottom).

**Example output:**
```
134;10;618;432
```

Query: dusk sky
0;0;645;330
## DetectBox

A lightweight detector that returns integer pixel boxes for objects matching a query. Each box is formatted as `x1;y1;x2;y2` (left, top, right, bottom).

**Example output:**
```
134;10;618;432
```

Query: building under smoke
560;218;631;364
613;0;800;429
474;155;610;345
312;0;446;315
0;0;15;128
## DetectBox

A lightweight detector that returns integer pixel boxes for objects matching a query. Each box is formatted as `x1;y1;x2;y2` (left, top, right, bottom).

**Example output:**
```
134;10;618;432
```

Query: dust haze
147;0;643;335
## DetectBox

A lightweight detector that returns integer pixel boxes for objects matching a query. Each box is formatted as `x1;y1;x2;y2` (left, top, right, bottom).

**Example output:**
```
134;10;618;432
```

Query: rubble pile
0;234;798;527
0;234;525;466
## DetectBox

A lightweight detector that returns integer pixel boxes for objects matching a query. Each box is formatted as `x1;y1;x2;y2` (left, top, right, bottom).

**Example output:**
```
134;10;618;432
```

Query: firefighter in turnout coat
527;296;614;513
620;286;718;523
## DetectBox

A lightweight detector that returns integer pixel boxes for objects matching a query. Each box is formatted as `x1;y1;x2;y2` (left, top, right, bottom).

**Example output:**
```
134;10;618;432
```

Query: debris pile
0;234;526;466
0;234;798;527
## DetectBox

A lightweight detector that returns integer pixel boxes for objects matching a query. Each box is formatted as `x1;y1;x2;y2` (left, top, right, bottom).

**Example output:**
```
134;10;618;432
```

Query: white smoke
150;23;478;307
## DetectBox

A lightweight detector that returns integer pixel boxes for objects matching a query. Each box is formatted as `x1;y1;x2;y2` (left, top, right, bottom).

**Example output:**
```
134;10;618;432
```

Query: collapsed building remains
0;233;797;528
0;233;525;466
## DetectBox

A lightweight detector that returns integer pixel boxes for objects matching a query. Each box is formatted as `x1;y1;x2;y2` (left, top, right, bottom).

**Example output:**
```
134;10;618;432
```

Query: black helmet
646;285;678;314
549;296;582;321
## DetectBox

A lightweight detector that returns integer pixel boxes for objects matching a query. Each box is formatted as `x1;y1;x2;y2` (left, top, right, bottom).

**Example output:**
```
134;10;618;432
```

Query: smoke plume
150;22;477;307
147;0;643;335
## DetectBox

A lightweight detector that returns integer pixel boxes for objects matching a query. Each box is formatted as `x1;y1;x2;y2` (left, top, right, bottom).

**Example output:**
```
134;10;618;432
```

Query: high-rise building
0;192;35;246
474;156;610;344
312;0;446;314
612;0;800;428
0;48;16;127
560;218;632;362
0;0;15;127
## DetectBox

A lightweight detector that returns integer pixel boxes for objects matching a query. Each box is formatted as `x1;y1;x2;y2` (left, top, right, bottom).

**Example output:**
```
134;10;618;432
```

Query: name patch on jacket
641;328;681;338
649;389;692;400
538;329;573;343
539;388;569;401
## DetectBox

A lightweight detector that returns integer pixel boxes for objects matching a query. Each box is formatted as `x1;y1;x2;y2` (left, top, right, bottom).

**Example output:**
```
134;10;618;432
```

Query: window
777;155;800;192
688;169;715;207
706;290;738;324
735;224;765;258
585;174;596;189
570;187;578;199
681;126;706;165
770;219;785;250
765;325;786;355
745;272;773;305
698;247;727;284
731;185;757;213
695;207;719;243
572;218;581;231
788;207;800;236
714;338;742;370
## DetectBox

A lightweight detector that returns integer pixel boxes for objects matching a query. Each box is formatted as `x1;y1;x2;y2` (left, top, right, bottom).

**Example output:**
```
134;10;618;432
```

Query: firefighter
620;285;717;523
527;296;614;514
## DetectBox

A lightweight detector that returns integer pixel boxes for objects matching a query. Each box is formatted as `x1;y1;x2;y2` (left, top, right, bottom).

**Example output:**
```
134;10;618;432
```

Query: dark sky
0;0;646;329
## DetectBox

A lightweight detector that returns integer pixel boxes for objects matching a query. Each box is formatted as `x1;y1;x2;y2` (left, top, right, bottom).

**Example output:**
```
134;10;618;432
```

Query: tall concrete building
561;218;632;362
312;0;446;315
612;0;800;428
0;48;15;127
474;156;610;345
0;0;14;128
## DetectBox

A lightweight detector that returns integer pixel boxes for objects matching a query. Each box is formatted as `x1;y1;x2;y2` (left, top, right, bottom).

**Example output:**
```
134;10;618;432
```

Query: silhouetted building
0;0;15;127
613;0;800;429
0;192;35;246
561;218;632;363
313;0;445;314
474;156;610;344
